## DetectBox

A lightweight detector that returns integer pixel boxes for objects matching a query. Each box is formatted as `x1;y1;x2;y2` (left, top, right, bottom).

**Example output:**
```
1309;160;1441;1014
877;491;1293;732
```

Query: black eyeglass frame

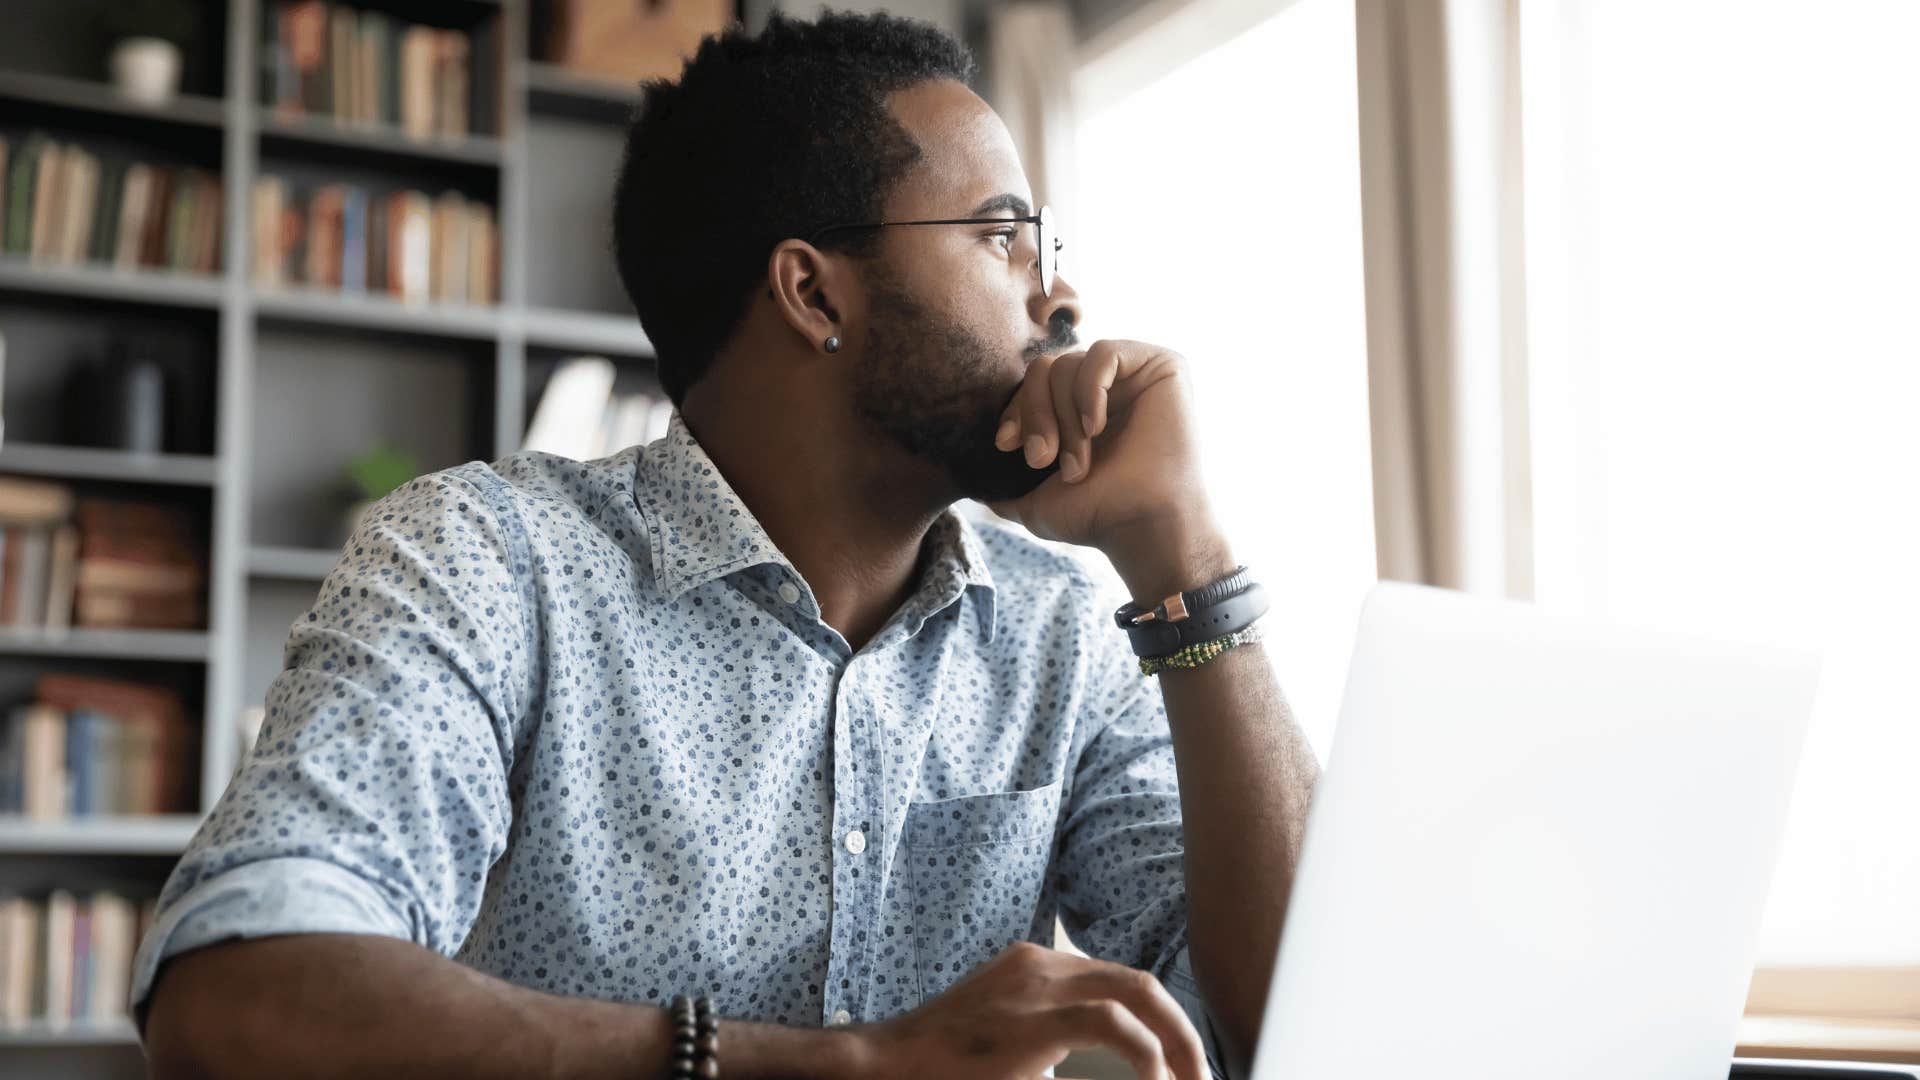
804;204;1064;297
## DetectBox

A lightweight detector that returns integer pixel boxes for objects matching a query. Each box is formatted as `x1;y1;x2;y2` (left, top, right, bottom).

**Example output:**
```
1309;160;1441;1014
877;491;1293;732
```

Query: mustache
1025;314;1079;360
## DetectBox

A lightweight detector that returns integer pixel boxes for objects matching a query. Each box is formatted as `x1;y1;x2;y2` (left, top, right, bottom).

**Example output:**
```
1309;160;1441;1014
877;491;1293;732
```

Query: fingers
1062;345;1120;484
1010;353;1065;471
994;342;1153;486
1050;354;1089;483
1064;967;1209;1080
1049;999;1171;1080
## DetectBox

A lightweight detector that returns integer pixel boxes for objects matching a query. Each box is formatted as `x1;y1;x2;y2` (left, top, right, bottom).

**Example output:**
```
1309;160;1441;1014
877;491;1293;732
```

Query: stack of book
0;478;77;634
523;357;677;461
0;132;222;274
0;673;198;818
0;889;159;1028
251;176;497;306
73;496;206;632
0;479;208;633
263;0;501;140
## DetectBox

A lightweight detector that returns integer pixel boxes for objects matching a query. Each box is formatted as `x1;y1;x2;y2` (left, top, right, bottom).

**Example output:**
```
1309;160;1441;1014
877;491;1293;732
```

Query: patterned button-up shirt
129;411;1229;1076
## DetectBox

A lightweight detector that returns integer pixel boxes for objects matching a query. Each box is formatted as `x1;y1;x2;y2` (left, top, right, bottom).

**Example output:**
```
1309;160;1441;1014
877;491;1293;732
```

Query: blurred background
0;0;1911;1075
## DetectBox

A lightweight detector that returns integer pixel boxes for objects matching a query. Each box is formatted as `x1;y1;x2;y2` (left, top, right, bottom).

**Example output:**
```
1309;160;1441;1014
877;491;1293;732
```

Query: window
1069;0;1375;758
1521;0;1920;964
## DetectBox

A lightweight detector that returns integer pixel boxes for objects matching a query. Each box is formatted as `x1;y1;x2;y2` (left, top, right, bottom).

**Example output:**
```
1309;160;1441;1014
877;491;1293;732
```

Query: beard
851;269;1077;503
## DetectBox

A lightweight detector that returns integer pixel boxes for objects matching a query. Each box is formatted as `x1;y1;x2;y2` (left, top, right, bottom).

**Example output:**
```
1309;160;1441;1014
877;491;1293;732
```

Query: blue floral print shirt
128;411;1230;1077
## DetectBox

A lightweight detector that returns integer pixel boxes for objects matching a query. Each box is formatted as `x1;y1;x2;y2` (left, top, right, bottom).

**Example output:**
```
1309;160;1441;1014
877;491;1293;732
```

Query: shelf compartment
0;1017;140;1046
254;285;502;340
0;628;212;663
0;255;224;311
0;814;202;855
247;545;341;582
0;68;224;131
0;444;219;487
518;307;653;357
524;61;642;126
258;111;505;170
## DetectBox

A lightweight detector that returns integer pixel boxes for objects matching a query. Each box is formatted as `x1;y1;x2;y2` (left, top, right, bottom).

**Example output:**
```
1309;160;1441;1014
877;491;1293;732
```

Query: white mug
109;36;182;107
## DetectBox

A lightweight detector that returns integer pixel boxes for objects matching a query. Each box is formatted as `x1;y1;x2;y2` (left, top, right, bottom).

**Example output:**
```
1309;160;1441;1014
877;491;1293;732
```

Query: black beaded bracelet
666;993;719;1079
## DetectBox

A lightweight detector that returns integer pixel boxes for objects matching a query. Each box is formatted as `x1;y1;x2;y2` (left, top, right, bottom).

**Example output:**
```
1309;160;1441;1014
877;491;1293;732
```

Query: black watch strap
1114;567;1269;658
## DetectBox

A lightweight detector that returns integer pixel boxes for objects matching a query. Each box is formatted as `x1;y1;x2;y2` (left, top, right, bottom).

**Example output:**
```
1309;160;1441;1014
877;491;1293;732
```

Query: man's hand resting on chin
842;940;1208;1080
986;338;1236;602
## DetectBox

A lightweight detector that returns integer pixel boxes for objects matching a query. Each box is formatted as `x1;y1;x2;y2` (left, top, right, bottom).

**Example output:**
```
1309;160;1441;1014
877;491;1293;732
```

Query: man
136;9;1318;1079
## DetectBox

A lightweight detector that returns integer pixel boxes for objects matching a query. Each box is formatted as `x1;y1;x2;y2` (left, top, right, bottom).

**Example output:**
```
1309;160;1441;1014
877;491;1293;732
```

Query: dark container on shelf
62;340;168;453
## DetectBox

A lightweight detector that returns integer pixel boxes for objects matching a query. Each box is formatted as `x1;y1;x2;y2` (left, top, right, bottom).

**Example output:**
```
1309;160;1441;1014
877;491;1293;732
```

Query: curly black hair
609;8;980;406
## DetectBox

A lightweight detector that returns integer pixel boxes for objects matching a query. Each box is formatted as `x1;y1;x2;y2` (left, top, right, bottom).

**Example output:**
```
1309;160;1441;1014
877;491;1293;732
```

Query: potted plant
338;440;420;545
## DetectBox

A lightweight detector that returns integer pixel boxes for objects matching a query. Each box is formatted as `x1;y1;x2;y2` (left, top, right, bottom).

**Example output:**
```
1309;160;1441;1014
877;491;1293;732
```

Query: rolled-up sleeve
129;468;538;1038
1052;625;1235;1080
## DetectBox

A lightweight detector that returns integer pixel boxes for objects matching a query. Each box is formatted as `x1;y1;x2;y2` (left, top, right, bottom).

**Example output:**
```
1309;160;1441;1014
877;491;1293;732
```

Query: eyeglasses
805;203;1064;297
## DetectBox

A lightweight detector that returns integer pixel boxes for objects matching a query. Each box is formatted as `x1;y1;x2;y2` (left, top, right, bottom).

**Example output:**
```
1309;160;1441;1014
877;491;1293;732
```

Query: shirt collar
591;410;998;642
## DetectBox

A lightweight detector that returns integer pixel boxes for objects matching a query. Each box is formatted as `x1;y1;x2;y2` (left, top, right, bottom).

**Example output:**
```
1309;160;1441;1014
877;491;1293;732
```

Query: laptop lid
1248;581;1820;1080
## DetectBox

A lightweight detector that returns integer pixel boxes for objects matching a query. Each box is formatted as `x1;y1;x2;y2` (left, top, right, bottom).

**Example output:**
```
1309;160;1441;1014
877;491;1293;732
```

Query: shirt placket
823;651;887;1028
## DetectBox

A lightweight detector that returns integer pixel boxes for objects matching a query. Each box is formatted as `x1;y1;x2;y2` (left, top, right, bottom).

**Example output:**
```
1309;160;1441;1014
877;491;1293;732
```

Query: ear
765;239;856;352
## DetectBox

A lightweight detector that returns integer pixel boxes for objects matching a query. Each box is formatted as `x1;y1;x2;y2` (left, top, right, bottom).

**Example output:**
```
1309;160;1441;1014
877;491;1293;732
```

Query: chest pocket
903;777;1065;1001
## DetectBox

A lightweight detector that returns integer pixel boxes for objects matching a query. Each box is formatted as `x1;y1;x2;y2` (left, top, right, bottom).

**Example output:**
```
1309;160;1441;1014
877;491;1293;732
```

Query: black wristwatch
1113;565;1269;659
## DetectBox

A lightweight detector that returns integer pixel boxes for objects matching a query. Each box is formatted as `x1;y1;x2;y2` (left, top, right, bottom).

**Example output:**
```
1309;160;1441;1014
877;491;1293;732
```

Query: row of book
0;132;222;274
265;0;501;140
0;890;159;1028
0;673;198;817
524;358;677;461
252;175;498;305
0;478;207;633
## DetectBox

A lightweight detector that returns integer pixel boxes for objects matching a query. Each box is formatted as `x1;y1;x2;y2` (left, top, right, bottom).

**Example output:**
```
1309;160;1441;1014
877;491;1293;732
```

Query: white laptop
1246;581;1833;1080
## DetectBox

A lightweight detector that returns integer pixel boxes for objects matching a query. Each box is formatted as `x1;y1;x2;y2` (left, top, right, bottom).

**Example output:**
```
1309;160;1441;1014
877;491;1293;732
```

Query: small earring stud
824;336;841;353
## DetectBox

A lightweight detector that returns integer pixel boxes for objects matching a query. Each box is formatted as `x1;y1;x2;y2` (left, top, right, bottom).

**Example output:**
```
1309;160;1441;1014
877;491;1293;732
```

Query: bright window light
1068;0;1375;760
1522;0;1920;964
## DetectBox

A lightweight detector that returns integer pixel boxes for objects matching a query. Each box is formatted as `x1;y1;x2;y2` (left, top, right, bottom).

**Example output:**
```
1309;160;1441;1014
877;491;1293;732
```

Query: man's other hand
844;940;1208;1080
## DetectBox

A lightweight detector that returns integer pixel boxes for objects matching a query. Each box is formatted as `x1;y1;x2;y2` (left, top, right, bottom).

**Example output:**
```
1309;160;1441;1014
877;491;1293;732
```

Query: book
465;201;494;304
69;901;90;1021
14;525;47;629
34;673;195;814
64;709;93;816
438;30;470;138
252;175;286;286
340;184;367;293
113;163;153;269
0;894;38;1023
86;892;135;1021
394;190;431;303
401;26;436;139
42;890;73;1027
431;189;468;303
329;4;356;125
44;522;79;632
0;707;25;812
28;140;66;260
20;704;65;819
0;476;76;524
140;165;174;269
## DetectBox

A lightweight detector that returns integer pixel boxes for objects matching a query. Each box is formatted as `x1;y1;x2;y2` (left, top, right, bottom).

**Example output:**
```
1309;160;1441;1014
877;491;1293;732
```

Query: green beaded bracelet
1139;623;1265;676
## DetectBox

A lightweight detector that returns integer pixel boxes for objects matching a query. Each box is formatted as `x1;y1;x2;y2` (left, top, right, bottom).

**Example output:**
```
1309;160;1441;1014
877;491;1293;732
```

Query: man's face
847;79;1082;504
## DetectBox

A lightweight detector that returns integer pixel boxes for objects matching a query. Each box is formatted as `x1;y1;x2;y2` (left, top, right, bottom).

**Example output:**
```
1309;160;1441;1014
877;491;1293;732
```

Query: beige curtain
1354;0;1533;598
985;0;1081;261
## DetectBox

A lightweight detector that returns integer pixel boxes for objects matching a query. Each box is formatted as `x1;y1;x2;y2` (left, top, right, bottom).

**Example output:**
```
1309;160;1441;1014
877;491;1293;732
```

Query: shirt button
778;582;801;605
844;829;866;855
831;1009;852;1026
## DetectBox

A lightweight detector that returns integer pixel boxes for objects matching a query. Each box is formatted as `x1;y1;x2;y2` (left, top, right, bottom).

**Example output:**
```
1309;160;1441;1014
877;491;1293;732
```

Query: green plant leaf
344;441;420;501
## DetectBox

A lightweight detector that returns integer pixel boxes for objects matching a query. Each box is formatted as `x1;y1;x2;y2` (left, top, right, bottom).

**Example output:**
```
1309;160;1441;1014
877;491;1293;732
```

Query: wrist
1103;515;1238;604
695;1016;867;1079
833;1025;885;1080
